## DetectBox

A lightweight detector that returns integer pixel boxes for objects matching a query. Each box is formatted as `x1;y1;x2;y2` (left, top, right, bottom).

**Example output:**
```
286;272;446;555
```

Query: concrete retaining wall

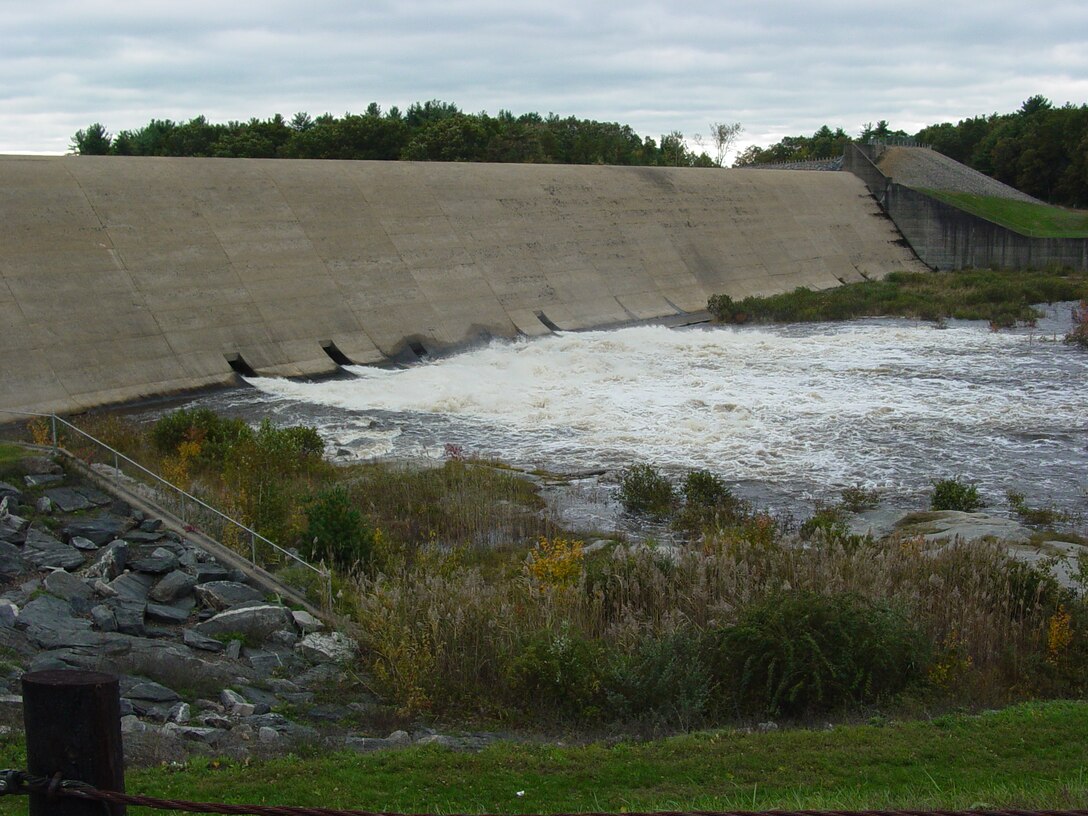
2;155;922;415
844;145;1088;272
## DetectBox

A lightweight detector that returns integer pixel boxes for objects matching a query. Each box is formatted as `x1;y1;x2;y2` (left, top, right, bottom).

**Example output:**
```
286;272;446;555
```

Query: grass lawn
0;444;27;466
0;701;1085;814
920;190;1088;238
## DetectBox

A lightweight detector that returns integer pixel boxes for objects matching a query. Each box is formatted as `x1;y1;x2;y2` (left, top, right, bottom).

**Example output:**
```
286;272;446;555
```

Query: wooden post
21;669;125;816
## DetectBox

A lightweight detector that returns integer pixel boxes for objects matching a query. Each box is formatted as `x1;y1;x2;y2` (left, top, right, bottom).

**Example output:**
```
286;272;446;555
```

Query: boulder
129;547;180;575
194;581;262;611
70;536;100;551
182;628;224;653
106;572;153;602
0;513;29;546
24;474;63;488
43;569;94;602
17;595;93;648
85;541;129;580
125;681;180;704
193;604;292;642
23;528;85;571
291;610;324;634
41;487;100;513
0;541;32;579
0;482;24;503
296;632;357;664
145;603;190;625
63;516;133;547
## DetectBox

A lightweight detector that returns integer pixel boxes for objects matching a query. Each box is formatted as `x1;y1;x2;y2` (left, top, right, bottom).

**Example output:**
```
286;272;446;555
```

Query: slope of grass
1;701;1085;813
920;190;1088;237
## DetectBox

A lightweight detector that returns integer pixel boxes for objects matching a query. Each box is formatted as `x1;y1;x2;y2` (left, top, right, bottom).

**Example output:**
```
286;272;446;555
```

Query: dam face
1;156;922;415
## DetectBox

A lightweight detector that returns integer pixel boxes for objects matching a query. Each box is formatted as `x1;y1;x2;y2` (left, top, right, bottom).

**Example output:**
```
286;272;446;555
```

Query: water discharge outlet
224;353;257;377
320;341;354;366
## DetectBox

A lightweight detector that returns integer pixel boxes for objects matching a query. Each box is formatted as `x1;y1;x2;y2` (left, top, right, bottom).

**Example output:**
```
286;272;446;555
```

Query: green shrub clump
930;478;984;512
708;592;927;716
619;463;675;519
303;486;375;571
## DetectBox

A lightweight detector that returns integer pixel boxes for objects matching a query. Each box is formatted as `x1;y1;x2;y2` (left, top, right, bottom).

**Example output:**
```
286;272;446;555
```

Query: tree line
733;96;1088;208
70;101;740;168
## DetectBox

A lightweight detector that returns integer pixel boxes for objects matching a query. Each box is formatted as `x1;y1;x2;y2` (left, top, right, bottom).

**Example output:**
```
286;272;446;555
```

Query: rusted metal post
22;669;125;816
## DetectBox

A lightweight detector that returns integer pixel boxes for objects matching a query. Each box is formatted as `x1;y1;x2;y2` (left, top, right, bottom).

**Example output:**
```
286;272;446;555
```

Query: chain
2;770;1087;816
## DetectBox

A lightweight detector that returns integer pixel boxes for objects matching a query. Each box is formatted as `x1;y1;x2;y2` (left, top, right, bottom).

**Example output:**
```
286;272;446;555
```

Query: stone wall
1;155;922;415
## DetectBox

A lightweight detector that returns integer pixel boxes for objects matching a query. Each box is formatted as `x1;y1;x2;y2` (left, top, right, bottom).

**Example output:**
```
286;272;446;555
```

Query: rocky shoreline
0;449;499;765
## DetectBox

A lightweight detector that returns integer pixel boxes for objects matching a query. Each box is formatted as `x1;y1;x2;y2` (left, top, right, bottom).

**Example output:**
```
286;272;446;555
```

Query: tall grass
352;531;1087;724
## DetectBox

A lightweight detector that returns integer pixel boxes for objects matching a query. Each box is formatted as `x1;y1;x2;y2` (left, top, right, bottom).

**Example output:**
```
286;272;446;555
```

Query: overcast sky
4;0;1087;161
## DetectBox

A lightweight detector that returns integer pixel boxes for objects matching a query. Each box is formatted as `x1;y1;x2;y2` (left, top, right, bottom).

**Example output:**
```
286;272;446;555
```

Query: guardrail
0;409;332;609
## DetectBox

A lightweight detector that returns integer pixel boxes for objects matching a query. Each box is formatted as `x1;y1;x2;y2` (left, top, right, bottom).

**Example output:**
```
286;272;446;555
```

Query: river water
174;304;1086;521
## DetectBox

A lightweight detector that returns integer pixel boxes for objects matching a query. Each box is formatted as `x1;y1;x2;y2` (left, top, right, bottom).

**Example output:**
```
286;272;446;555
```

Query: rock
220;688;248;709
296;632;357;664
22;458;62;476
198;713;232;729
757;721;779;732
140;519;164;533
24;474;63;488
162;723;226;746
70;536;100;551
148;571;196;604
193;604;292;643
291;610;324;633
43;569;94;602
182;629;224;653
305;704;351;722
18;595;93;648
258;726;279;742
267;629;298;647
345;736;393;753
416;734;495;751
0;601;18;628
192;564;233;583
387;729;412;747
145;603;189;625
0;542;32;579
168;702;191;724
91;605;118;632
35;497;52;514
894;510;1032;544
41;488;94;513
129;547;180;575
23;528;85;571
120;714;147;734
0;482;24;503
125;681;180;703
112;601;147;637
106;572;153;602
0;513;29;546
122;530;166;544
235;686;279;709
84;541;129;580
224;640;243;660
194;581;262;611
63;517;133;547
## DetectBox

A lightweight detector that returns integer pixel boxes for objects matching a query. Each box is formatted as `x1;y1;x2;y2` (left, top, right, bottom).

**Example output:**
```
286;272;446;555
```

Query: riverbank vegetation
27;411;1088;735
707;267;1088;329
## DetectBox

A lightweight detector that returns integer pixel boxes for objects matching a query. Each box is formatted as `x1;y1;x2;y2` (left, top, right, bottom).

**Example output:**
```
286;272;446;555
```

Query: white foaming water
200;311;1086;514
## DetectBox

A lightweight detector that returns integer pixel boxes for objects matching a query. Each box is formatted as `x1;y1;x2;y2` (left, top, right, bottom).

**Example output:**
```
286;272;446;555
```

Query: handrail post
250;530;257;563
50;414;57;449
22;669;126;816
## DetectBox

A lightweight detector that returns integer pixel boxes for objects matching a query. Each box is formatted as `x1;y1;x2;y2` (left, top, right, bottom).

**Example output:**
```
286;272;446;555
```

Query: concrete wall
844;144;1088;272
1;155;922;415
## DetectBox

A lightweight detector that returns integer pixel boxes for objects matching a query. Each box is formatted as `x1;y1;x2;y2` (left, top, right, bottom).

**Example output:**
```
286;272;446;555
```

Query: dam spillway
1;155;923;415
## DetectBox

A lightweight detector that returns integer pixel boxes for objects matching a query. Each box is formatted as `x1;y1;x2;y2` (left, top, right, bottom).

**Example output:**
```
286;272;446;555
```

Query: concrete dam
1;155;923;415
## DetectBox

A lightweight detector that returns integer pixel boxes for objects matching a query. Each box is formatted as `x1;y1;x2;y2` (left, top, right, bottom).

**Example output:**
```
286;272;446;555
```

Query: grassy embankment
708;267;1088;327
0;702;1085;813
919;191;1088;238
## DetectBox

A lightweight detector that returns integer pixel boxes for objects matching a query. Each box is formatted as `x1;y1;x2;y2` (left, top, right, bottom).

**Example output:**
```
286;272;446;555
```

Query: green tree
69;123;112;155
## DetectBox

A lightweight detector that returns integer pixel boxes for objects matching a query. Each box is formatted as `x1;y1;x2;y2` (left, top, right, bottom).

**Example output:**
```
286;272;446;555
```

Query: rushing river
164;304;1087;521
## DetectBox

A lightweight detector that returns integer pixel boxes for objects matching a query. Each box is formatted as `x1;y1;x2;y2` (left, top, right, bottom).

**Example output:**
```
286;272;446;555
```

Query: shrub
930;477;984;512
151;408;251;462
799;503;851;542
840;484;881;512
619;463;675;519
1064;300;1088;348
707;591;927;717
675;469;749;533
605;631;711;726
507;625;604;717
303;486;375;571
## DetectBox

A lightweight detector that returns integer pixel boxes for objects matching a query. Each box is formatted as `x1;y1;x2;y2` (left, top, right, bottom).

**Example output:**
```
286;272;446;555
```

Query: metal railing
0;409;332;610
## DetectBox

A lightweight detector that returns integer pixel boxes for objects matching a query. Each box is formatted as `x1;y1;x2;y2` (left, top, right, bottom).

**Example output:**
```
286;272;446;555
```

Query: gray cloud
3;0;1086;159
